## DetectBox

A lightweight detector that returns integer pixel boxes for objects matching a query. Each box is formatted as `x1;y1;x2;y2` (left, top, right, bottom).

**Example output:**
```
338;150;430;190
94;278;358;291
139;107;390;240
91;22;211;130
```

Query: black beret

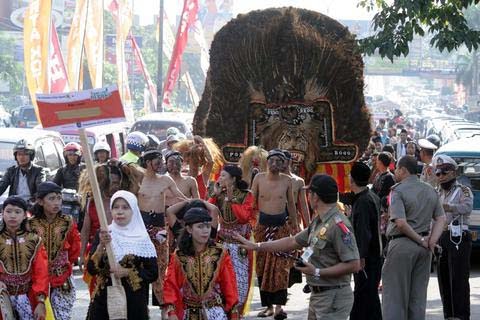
37;181;62;198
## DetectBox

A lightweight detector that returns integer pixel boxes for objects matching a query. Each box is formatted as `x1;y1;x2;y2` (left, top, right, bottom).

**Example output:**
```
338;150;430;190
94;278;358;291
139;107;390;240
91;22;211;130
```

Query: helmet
126;131;149;152
64;142;82;156
166;127;180;136
63;142;82;164
146;134;161;149
426;134;441;149
13;139;35;161
93;141;111;154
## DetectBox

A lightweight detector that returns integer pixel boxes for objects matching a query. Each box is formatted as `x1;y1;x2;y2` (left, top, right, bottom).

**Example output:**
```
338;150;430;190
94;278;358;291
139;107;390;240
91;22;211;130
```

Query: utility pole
156;0;164;112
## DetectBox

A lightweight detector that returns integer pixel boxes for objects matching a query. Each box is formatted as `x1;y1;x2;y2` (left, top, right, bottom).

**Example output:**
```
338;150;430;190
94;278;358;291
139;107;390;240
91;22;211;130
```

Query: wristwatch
420;237;426;246
314;268;321;278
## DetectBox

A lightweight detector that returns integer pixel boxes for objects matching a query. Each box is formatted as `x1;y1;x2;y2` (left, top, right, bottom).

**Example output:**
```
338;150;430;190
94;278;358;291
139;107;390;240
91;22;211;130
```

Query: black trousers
437;230;472;320
258;276;288;306
350;257;382;320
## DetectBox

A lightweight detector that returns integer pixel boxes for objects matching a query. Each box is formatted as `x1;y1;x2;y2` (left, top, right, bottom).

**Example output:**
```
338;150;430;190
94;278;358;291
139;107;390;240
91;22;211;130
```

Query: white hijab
109;190;157;262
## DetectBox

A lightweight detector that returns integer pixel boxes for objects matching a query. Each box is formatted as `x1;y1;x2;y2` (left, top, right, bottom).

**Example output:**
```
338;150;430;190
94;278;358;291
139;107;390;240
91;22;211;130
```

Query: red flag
162;0;199;108
49;21;69;93
131;33;157;112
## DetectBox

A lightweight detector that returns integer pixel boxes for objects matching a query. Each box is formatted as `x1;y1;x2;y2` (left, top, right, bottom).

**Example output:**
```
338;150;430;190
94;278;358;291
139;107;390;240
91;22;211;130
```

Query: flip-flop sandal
274;310;288;320
257;309;274;317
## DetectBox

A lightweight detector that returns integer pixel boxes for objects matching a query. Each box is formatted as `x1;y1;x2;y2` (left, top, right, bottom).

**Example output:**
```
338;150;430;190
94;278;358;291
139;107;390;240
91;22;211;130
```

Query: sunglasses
436;170;452;177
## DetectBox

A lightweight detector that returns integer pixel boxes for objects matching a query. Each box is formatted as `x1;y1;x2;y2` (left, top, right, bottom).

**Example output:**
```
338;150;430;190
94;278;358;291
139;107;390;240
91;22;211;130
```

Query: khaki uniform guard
382;164;445;320
295;206;359;320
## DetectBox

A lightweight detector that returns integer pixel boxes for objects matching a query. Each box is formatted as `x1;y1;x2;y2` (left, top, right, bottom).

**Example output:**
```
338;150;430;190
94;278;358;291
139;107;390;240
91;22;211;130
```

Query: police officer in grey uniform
433;154;473;320
418;134;440;187
235;174;361;320
382;155;446;320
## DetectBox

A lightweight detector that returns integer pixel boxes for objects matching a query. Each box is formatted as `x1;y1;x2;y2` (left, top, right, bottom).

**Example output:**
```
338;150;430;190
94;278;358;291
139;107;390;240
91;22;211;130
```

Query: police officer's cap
433;154;458;173
418;138;438;150
304;174;338;197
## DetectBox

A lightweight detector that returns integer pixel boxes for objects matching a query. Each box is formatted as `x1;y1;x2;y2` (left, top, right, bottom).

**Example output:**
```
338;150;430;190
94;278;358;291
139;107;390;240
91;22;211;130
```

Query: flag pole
156;0;164;112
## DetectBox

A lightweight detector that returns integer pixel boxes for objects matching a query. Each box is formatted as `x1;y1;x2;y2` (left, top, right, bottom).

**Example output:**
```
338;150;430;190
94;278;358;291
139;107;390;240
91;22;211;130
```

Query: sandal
274;310;287;320
257;308;274;317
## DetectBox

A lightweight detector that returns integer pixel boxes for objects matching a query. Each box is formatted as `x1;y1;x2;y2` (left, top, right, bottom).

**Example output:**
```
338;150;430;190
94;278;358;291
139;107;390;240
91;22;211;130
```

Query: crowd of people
0;119;474;320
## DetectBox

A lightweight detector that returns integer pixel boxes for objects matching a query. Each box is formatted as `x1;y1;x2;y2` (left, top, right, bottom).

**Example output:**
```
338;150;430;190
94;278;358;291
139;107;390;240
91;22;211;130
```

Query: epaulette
390;182;401;190
334;214;351;234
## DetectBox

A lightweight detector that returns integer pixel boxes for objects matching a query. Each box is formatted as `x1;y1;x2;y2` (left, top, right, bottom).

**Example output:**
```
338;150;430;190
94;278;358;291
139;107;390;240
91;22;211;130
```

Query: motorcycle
61;188;81;223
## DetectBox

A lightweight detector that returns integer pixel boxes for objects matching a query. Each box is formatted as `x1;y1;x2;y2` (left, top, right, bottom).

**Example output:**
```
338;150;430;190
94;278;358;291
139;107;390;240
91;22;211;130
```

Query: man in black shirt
372;151;395;200
349;162;382;320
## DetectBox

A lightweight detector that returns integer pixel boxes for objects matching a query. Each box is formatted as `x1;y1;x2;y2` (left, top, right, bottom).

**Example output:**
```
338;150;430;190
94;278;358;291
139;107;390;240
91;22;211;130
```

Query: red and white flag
49;21;69;93
162;0;199;108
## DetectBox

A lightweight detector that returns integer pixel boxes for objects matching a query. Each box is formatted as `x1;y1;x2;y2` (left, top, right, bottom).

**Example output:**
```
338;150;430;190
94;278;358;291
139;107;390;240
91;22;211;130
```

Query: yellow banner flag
23;0;52;112
67;0;88;90
107;0;134;122
84;0;104;88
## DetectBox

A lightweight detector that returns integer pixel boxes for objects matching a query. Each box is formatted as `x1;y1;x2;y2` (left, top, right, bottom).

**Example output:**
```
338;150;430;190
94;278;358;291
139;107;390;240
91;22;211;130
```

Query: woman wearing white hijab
86;190;158;320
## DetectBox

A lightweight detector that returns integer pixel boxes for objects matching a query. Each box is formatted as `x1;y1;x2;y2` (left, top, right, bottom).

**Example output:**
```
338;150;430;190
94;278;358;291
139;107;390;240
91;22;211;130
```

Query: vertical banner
23;0;52;112
107;0;134;122
49;21;70;93
84;0;104;88
191;19;209;77
66;0;88;91
131;34;157;112
162;0;199;108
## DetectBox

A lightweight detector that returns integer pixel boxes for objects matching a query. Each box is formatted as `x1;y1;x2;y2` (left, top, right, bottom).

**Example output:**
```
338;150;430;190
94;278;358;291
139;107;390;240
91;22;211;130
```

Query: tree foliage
358;0;480;61
0;35;23;96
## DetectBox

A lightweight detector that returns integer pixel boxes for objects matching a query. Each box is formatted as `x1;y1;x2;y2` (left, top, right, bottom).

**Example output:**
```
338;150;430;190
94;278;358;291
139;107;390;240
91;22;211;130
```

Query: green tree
358;0;480;61
0;34;23;105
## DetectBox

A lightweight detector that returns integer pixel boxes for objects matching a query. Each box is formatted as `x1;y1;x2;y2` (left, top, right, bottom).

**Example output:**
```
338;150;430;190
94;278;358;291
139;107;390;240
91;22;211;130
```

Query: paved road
72;254;480;319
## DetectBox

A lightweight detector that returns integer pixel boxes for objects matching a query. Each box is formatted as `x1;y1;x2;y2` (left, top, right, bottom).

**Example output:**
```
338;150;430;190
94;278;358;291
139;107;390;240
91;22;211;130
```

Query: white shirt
17;169;31;201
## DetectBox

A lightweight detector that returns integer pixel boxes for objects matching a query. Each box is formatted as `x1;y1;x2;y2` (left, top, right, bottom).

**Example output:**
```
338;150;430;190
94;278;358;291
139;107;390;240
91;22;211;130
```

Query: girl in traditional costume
209;165;255;315
164;207;239;320
0;196;48;320
29;182;80;320
86;190;158;319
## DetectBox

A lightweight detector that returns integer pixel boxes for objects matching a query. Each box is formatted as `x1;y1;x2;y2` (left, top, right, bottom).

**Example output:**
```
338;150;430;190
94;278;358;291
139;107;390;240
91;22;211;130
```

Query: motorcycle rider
120;131;149;164
53;142;86;191
0;139;46;203
93;141;111;164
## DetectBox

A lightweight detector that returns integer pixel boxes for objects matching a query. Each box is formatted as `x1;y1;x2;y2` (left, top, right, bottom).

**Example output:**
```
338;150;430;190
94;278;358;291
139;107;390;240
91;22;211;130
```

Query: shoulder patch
460;185;472;197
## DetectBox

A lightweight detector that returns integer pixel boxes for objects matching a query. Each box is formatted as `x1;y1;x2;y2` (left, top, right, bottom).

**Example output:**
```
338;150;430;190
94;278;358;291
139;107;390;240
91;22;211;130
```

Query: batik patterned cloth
10;294;34;320
254;213;293;293
223;241;249;312
50;282;76;320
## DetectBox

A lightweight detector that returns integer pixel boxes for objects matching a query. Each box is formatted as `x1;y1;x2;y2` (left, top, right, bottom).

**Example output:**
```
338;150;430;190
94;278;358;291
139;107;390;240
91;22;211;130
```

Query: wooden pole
79;128;120;286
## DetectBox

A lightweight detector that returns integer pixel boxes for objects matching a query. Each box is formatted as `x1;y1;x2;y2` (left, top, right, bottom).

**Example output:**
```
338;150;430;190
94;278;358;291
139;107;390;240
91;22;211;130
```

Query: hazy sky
135;0;376;25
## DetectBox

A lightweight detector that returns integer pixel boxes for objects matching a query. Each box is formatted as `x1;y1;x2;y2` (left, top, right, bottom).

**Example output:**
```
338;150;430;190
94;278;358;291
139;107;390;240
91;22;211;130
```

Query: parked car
130;112;193;140
435;136;480;247
11;105;39;128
